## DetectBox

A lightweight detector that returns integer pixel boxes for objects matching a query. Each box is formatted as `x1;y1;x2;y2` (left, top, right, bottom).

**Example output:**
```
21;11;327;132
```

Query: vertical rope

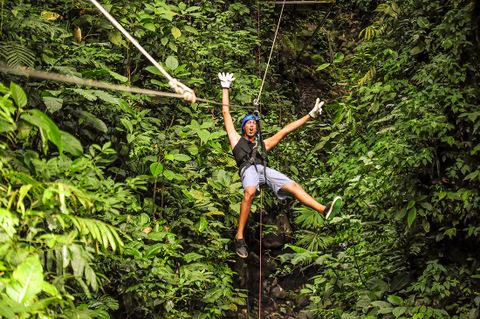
256;0;261;78
258;190;263;319
255;2;287;318
255;0;286;105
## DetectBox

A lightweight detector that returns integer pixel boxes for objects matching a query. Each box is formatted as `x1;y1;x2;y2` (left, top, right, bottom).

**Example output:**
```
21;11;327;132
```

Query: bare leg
281;182;326;215
236;186;257;240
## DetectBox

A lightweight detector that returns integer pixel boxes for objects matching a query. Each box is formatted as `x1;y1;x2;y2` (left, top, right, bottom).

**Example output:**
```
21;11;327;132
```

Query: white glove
218;72;235;89
309;98;324;118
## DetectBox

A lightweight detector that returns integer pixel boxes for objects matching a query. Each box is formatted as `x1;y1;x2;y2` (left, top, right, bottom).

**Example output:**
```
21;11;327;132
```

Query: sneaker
234;238;248;258
325;196;343;219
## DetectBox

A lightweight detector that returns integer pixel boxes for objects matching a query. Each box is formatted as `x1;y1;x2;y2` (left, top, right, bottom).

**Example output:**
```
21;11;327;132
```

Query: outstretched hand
309;98;324;118
218;72;235;89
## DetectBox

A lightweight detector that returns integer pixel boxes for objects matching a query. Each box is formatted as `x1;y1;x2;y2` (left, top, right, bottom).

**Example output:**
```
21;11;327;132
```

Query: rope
254;1;287;317
0;64;256;109
87;0;195;102
255;0;286;105
258;188;264;319
297;2;335;58
254;2;287;318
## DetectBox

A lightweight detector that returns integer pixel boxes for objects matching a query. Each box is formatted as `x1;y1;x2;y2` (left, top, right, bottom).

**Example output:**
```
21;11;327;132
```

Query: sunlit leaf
6;255;43;304
173;154;191;162
333;52;344;63
171;27;182;39
150;162;164;177
10;82;27;108
316;63;330;71
165;56;178;70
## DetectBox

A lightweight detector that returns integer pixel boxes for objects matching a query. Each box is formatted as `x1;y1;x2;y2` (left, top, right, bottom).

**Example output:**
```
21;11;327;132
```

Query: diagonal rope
87;0;195;102
0;64;255;109
255;0;286;106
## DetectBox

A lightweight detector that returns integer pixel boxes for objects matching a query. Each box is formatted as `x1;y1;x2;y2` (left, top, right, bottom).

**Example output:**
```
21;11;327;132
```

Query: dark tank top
232;137;265;172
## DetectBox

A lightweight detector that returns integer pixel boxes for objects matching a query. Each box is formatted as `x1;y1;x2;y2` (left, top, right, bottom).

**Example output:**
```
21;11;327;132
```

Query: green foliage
1;0;479;318
279;0;480;318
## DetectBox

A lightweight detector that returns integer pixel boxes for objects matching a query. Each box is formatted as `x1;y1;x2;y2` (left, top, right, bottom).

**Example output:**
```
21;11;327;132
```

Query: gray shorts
240;164;294;199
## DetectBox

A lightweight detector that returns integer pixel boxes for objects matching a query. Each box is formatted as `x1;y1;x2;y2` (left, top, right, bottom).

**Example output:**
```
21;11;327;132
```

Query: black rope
297;2;335;58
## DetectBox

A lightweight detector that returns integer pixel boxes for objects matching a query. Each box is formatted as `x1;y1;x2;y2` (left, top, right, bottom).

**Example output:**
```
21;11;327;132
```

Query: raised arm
264;98;324;151
219;73;240;149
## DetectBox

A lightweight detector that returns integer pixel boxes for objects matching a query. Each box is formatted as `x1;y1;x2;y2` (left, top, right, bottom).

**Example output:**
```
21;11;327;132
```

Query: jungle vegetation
0;0;479;318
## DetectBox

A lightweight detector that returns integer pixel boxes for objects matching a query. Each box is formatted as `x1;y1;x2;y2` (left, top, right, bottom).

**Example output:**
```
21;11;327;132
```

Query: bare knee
283;182;302;192
243;187;257;202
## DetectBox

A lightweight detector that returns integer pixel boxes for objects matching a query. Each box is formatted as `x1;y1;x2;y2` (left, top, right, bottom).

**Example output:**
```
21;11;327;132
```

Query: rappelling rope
255;0;286;106
87;0;195;103
0;64;256;109
254;2;286;318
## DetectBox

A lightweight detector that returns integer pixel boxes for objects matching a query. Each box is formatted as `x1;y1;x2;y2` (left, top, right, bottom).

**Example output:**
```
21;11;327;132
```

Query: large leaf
77;110;108;133
407;207;417;227
42;96;63;113
171;27;182;39
0;208;19;240
21;109;63;153
6;255;44;305
10;82;27;108
150;162;164;177
60;130;83;156
165;56;178;70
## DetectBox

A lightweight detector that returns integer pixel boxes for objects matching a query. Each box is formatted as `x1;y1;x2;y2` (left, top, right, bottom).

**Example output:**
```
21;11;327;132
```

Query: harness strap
237;140;268;176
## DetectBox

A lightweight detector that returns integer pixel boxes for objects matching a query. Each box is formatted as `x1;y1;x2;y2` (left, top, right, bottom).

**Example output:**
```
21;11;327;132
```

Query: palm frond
0;42;35;67
360;25;385;41
296;230;335;251
279;244;320;266
293;206;325;229
357;66;376;86
66;215;124;252
6;17;68;39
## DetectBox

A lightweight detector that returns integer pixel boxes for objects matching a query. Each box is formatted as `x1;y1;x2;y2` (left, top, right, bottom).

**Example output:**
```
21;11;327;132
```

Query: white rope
87;0;195;102
255;0;286;106
0;64;183;98
0;64;256;109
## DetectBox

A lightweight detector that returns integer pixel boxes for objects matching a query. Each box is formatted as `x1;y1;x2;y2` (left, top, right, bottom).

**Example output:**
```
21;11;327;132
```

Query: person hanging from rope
218;72;343;258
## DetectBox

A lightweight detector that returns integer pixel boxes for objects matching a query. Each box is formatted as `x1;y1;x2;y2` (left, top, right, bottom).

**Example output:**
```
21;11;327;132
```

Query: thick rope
0;64;255;109
87;0;195;102
255;0;286;105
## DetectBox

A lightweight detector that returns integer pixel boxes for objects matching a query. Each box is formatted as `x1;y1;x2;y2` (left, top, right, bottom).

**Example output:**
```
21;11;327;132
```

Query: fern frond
0;42;35;67
66;215;124;252
375;3;400;18
280;244;320;266
89;295;120;312
296;230;335;251
293;206;325;229
6;17;68;38
359;25;385;41
357;66;377;86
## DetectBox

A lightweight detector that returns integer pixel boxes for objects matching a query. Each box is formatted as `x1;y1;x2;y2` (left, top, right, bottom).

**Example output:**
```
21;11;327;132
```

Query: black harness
233;110;268;176
232;137;267;174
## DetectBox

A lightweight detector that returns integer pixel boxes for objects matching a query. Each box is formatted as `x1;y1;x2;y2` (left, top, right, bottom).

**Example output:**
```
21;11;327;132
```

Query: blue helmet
241;114;259;135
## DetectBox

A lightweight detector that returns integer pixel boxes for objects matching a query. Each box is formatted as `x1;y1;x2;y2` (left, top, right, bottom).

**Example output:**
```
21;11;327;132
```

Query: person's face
243;120;257;138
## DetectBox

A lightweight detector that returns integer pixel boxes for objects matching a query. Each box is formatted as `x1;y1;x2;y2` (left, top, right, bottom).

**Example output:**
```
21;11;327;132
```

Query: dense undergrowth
0;0;479;318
